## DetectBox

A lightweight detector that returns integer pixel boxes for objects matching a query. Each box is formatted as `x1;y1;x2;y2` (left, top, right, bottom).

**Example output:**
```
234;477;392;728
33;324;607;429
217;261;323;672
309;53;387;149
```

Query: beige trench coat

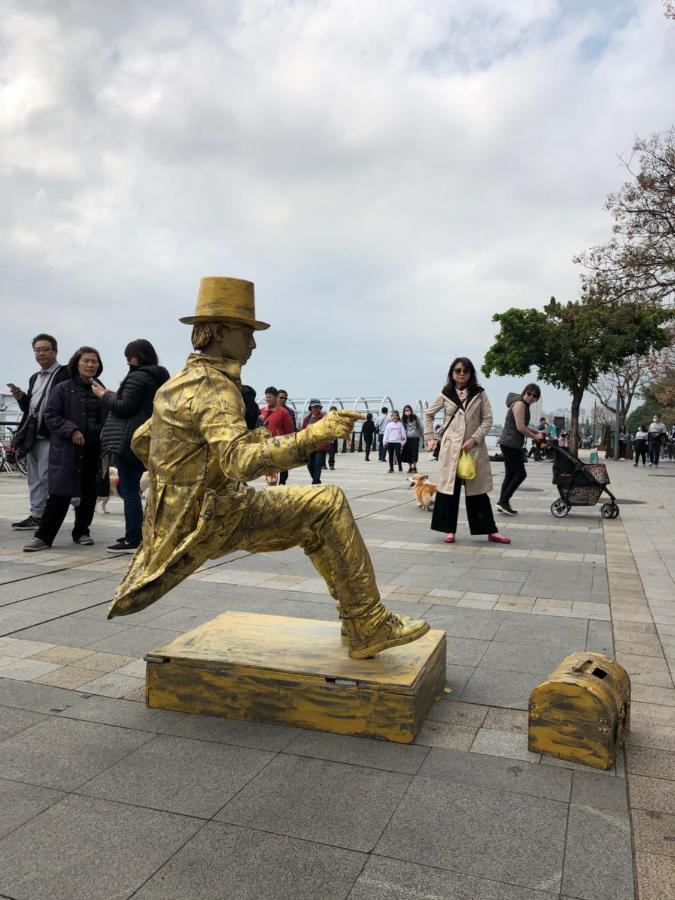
424;389;493;496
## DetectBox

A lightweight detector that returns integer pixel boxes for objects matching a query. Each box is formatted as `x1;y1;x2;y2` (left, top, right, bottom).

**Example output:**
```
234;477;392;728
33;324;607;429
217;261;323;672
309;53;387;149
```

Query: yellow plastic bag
457;450;477;481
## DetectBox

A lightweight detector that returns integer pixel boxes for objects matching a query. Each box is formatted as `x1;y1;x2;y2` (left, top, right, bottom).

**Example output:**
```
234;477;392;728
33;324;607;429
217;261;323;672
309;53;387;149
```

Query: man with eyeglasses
8;334;70;530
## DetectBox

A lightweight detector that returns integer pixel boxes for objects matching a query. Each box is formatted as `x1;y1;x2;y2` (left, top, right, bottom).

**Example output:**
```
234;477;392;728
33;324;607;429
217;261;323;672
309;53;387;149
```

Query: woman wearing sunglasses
424;357;509;545
496;384;544;516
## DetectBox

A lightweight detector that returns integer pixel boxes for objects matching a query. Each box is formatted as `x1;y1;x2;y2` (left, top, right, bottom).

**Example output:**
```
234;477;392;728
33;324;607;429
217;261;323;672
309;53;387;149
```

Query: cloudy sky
2;0;674;417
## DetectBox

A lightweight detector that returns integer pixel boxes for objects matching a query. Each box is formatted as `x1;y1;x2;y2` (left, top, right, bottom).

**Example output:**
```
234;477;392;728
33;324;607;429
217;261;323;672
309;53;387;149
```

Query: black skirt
401;437;420;463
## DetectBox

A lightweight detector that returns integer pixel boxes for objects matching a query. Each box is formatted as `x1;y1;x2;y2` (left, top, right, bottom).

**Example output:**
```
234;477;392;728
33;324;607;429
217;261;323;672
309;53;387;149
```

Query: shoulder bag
11;367;62;458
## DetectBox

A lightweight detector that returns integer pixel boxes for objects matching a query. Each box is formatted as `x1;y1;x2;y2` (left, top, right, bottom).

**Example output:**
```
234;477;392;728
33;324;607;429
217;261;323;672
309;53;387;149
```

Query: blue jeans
307;450;326;484
117;455;145;546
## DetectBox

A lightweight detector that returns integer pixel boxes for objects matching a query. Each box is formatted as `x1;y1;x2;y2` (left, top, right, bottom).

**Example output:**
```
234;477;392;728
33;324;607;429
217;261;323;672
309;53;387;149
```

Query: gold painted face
212;323;256;363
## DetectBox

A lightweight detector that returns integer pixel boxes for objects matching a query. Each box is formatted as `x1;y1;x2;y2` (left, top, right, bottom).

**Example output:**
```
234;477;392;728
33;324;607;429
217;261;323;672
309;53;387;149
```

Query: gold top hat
180;277;270;330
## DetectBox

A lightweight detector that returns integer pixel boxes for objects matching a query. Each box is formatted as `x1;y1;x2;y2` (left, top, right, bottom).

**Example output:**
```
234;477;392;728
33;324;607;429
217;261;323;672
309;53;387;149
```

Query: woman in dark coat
93;339;169;554
24;347;106;551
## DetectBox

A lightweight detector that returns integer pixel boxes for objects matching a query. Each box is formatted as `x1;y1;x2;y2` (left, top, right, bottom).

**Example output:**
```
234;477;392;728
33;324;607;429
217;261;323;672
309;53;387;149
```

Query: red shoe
444;534;456;544
488;533;511;544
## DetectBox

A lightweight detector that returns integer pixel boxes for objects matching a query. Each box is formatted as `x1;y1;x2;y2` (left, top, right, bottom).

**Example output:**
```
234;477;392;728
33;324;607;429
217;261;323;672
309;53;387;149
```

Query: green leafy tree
482;296;674;455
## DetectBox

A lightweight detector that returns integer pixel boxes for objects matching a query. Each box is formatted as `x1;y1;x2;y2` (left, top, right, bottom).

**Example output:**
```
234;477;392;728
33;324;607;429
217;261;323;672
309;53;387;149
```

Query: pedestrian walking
401;404;423;473
260;386;296;485
361;413;376;460
633;425;648;467
648;414;666;467
424;357;509;545
383;410;406;472
8;334;70;531
24;347;107;551
327;406;339;470
302;400;330;484
496;384;544;516
617;429;628;460
376;407;390;461
93;339;169;554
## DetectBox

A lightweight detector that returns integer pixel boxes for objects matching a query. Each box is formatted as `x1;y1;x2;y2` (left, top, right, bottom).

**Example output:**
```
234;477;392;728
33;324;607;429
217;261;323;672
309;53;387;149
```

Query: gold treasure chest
528;652;630;770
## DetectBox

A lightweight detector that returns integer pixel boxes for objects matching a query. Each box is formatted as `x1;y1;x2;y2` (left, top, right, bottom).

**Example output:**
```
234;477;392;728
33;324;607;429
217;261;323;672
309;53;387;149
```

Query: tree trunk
569;389;583;458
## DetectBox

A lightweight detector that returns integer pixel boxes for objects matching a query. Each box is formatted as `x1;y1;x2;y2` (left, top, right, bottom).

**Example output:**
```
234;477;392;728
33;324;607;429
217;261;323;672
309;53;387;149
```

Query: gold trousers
110;484;387;634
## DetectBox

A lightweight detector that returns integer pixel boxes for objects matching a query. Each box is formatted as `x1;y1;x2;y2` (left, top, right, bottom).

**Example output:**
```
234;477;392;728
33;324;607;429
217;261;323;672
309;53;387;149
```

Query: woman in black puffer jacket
94;339;169;554
24;347;107;552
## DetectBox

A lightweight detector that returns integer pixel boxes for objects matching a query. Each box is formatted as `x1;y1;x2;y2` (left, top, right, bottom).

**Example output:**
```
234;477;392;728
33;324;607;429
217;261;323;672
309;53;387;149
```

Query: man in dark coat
8;334;69;530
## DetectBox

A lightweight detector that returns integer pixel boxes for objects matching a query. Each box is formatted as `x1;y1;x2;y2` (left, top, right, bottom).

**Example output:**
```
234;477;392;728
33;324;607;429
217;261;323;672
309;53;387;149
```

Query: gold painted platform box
528;652;630;770
145;611;447;744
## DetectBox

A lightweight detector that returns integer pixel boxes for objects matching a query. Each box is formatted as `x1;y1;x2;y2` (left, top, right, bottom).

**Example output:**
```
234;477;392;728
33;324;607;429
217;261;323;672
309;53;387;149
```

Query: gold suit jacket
108;352;305;618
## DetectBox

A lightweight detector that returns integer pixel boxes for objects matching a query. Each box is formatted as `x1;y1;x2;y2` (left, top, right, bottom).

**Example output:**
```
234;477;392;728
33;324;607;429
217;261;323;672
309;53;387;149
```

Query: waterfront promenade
0;453;673;898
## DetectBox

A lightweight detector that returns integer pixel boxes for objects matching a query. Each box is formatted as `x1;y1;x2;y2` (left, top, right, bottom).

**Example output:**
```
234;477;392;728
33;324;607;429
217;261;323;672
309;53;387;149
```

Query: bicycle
0;429;28;476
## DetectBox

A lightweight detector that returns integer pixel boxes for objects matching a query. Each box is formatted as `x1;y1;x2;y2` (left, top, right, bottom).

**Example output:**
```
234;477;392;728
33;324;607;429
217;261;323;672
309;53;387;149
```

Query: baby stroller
550;445;620;519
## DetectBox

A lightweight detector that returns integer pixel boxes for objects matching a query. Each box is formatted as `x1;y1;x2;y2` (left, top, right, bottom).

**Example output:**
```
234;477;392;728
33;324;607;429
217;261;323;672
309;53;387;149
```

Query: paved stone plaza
0;451;674;899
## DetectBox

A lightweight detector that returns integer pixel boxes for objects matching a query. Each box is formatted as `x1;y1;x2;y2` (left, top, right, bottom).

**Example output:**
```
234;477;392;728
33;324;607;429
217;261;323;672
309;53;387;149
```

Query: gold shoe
348;613;430;659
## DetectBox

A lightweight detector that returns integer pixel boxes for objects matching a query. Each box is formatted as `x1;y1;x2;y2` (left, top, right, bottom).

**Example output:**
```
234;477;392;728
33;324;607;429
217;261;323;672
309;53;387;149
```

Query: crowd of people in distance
622;416;674;467
9;334;671;556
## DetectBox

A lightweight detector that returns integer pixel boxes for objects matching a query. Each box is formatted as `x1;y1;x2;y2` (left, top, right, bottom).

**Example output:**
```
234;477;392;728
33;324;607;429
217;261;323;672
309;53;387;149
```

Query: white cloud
1;0;674;416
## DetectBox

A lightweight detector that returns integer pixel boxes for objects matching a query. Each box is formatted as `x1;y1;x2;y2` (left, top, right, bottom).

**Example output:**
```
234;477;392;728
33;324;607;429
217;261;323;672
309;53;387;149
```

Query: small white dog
408;473;438;511
98;466;150;513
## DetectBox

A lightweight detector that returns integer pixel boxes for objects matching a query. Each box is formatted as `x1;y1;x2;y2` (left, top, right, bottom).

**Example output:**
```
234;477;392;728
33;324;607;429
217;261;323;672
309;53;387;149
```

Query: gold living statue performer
108;277;430;659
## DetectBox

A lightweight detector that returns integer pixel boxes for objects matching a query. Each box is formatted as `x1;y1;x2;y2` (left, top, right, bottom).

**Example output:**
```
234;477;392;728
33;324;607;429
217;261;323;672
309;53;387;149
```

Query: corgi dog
98;466;150;513
408;473;438;511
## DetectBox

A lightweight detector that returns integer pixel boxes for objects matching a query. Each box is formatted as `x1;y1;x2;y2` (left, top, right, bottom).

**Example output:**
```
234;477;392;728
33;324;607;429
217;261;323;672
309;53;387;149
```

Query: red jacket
302;411;331;452
261;404;295;437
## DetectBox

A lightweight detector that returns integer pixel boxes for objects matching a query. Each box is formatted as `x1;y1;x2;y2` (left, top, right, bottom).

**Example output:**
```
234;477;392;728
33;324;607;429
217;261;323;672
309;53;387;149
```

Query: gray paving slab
0;571;104;606
586;620;614;654
375;775;567;891
285;730;429;774
350;855;558;900
0;793;202;900
0;716;154;790
424;607;505;640
59;694;302;749
87;624;184;656
443;635;490;666
0;777;66;840
0;676;87;713
216;753;411;852
571;770;629;811
12;614;131;647
493;613;589;646
419;747;572;801
78;733;274;817
444;664;476;695
0;704;49;741
134;821;366;900
460;667;544;709
480;640;576;675
562;804;634;899
139;606;225;632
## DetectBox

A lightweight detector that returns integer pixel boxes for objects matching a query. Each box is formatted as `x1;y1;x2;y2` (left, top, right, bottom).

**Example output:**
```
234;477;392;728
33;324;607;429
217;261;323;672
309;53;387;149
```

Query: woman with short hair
24;347;107;551
424;357;509;545
497;384;544;516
